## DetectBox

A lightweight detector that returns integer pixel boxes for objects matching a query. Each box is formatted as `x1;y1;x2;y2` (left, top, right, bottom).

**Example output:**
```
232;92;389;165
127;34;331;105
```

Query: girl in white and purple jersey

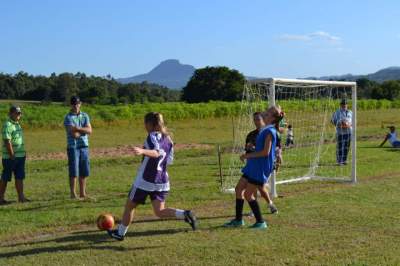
108;112;197;241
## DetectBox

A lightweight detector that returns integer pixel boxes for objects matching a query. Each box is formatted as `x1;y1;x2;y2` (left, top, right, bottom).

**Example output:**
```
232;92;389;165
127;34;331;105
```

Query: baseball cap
340;99;348;105
9;105;22;114
70;96;81;105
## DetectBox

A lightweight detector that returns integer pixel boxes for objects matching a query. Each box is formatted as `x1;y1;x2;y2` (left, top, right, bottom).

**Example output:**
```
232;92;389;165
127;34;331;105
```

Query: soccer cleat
223;219;245;228
107;229;124;241
269;203;278;214
249;221;267;229
184;210;197;231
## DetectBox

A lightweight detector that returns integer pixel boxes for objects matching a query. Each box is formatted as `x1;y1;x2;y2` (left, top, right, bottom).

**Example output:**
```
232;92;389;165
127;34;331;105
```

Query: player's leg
258;185;278;214
67;148;79;198
108;187;142;240
224;176;248;227
151;192;197;230
244;182;267;229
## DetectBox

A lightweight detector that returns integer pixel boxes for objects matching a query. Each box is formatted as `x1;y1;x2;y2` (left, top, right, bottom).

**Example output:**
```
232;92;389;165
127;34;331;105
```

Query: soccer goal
225;78;357;197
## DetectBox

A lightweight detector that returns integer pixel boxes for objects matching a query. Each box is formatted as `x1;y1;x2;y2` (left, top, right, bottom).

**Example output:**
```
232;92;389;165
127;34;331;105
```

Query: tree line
1;69;399;104
0;72;181;104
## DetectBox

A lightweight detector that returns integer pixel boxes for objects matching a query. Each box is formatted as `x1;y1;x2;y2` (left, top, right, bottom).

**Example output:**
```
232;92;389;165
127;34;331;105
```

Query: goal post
225;78;357;197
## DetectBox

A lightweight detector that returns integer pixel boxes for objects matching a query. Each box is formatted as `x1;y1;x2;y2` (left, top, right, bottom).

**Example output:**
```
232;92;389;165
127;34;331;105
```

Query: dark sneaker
223;219;245;227
107;229;124;241
249;221;267;229
269;203;278;214
184;210;197;231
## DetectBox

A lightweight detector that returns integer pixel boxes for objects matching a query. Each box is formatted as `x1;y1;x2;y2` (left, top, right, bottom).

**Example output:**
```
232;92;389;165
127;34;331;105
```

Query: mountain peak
118;59;196;89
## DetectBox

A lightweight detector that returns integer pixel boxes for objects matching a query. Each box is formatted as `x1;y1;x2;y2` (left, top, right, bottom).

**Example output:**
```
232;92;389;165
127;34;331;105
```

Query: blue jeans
1;157;26;182
67;147;90;178
336;133;351;164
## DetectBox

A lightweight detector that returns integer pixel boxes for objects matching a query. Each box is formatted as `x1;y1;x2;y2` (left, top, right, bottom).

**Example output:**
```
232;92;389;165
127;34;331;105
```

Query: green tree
182;66;245;103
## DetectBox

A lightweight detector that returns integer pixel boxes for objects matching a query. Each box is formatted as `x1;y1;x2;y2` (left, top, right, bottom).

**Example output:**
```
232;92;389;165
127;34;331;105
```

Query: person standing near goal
331;99;352;165
224;106;282;229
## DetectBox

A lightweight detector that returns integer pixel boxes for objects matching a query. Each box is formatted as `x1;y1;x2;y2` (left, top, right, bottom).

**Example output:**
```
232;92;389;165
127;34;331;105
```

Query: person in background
64;96;92;199
379;126;400;148
285;124;294;147
0;106;30;205
331;99;352;165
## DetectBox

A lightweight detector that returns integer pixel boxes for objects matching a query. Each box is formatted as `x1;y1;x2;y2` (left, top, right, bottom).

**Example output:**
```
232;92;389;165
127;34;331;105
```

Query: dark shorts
67;147;90;178
128;186;168;205
242;174;265;186
1;157;26;182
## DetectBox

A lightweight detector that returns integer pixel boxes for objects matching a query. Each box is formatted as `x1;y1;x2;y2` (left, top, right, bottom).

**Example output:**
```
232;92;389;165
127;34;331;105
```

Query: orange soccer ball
97;213;115;230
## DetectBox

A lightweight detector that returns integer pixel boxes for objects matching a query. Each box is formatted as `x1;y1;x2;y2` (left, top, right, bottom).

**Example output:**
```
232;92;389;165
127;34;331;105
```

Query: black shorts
242;174;265;186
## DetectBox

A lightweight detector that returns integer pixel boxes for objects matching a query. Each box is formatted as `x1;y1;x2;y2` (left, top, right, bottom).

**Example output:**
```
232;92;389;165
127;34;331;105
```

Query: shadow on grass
0;244;163;259
2;227;185;249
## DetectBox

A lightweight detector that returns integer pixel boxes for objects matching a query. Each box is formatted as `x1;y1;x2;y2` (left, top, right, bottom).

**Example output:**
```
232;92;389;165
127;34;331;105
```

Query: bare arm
379;134;389;147
240;134;272;161
73;123;92;135
4;139;14;159
132;147;160;158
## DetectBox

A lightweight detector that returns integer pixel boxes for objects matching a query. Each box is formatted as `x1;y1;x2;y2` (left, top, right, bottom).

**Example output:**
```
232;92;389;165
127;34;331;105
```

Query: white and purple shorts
128;185;168;205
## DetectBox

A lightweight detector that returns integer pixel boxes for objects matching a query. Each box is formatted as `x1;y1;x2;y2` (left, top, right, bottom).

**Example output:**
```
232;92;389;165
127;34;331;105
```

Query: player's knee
235;185;244;197
244;190;254;201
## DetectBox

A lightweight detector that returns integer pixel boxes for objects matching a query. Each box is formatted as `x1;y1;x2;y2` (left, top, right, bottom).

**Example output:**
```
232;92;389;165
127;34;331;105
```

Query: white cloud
279;31;341;43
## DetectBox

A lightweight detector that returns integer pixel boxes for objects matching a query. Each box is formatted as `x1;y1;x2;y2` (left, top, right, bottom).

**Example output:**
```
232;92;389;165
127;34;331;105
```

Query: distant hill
308;66;400;83
118;59;195;89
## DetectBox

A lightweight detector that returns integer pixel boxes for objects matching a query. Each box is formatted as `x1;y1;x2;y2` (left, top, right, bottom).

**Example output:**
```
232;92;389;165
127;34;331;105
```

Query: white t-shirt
388;132;398;145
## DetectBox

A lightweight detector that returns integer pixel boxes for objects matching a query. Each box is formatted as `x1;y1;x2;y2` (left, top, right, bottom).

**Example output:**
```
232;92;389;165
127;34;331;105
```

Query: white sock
269;201;274;206
175;209;185;219
118;224;128;236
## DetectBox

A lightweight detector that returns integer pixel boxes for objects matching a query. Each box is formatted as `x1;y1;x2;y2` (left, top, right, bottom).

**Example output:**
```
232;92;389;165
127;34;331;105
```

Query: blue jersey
64;111;90;148
242;125;277;184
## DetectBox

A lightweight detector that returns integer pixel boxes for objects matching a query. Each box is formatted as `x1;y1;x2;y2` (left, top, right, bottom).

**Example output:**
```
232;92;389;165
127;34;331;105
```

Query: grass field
0;109;399;265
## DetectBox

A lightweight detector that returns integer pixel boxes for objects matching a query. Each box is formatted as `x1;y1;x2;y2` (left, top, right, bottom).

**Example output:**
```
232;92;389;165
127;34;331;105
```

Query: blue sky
1;0;399;78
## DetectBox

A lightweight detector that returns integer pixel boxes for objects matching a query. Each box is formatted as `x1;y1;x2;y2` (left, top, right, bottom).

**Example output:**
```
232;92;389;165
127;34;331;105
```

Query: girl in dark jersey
108;112;197;241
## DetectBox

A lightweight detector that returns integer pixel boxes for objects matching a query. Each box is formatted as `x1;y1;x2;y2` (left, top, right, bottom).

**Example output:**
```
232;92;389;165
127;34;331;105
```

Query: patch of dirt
28;143;214;161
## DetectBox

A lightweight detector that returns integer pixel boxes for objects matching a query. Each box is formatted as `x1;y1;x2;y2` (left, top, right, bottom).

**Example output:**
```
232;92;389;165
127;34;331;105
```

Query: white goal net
225;78;357;197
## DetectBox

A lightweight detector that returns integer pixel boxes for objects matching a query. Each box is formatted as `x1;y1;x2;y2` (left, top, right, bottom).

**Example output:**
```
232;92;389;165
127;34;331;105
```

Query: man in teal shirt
0;106;30;205
64;96;92;199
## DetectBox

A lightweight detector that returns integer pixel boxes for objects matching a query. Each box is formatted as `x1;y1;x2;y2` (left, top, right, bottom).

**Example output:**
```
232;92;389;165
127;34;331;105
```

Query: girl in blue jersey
224;106;283;229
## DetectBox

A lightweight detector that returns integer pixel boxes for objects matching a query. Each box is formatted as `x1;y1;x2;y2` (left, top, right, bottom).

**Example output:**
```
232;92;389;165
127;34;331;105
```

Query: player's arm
240;134;272;161
132;147;160;158
379;134;389;147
